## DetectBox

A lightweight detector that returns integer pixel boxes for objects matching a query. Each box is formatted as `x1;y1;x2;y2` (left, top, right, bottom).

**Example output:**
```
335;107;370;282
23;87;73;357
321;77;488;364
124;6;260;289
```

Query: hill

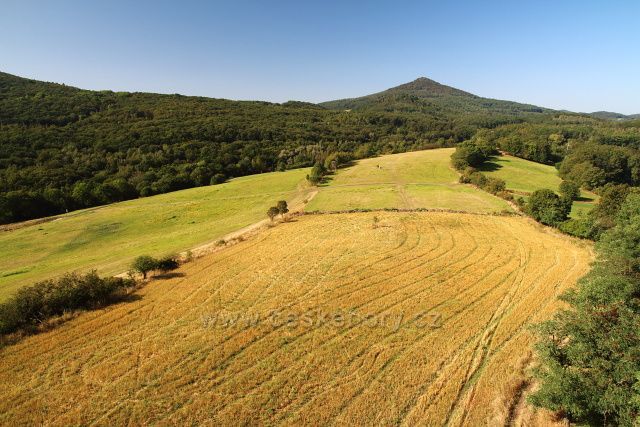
0;72;558;225
0;168;311;301
307;148;512;213
320;77;550;116
589;111;640;120
0;211;592;425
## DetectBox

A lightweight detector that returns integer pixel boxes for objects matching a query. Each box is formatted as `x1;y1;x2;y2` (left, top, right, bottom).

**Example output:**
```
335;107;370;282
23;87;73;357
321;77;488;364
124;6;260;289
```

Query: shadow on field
153;272;186;280
478;160;503;172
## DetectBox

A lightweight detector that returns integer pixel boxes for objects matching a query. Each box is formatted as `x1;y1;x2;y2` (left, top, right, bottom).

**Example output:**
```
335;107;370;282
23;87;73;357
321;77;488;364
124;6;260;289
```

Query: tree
131;255;157;279
526;189;571;226
451;141;488;170
276;200;289;217
267;206;279;222
530;193;640;425
559;180;580;201
307;163;325;185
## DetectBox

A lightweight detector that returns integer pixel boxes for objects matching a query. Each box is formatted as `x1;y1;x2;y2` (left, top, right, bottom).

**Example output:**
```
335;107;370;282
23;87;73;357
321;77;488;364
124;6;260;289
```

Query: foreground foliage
531;193;640;425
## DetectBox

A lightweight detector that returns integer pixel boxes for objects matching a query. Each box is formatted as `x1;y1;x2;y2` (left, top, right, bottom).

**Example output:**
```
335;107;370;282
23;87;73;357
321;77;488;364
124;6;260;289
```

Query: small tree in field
267;206;279;222
276;200;289;217
132;255;157;279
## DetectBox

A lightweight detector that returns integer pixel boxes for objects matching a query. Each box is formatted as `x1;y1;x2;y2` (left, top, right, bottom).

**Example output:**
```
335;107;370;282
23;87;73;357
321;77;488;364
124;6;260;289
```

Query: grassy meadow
306;148;513;213
0;212;592;425
0;168;309;301
480;154;597;217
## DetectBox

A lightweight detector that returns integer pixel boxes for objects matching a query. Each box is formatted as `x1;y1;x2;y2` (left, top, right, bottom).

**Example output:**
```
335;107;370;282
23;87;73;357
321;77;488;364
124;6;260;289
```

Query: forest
1;71;640;224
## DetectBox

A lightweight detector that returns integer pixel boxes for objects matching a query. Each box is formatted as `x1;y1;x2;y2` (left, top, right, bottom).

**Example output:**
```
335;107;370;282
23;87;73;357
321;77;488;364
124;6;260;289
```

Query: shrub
526;189;572;226
483;177;506;195
559;180;580;201
156;256;179;273
0;272;134;335
558;218;595;239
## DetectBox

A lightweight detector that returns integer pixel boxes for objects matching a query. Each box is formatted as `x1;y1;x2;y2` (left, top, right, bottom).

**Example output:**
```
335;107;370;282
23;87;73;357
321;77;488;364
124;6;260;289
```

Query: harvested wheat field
0;212;592;425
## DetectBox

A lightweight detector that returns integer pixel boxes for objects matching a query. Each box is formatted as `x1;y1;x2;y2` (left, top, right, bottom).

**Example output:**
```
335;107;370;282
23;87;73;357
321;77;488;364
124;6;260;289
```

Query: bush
526;189;572;226
0;272;134;335
559;180;580;201
559;218;595;239
156;256;180;273
483;177;506;194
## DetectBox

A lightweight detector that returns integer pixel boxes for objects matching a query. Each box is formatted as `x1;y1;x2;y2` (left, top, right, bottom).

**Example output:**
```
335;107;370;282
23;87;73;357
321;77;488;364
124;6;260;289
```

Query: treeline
531;193;640;425
451;138;636;239
469;119;640;180
0;72;550;224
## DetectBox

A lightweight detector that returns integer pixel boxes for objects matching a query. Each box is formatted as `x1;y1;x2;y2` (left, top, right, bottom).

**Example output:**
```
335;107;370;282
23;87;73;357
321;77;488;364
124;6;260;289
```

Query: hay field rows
306;148;512;213
0;212;592;425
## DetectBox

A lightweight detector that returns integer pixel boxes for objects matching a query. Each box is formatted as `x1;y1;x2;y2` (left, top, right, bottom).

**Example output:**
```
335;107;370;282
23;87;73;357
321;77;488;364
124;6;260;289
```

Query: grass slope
306;148;512;213
0;212;592;425
481;154;597;217
0;168;309;301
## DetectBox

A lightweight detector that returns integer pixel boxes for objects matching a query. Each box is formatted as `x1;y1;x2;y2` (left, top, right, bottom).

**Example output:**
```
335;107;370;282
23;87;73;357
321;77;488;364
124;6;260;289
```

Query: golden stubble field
0;212;592;426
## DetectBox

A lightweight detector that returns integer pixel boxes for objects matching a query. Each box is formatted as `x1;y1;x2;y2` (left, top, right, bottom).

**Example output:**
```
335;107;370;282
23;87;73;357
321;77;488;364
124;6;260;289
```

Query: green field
306;148;512;213
0;169;310;301
481;154;597;217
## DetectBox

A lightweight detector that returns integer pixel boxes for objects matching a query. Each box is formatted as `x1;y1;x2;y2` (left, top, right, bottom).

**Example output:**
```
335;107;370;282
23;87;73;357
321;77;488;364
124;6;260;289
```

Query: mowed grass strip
0;168;309;301
306;148;512;213
480;154;597;217
0;212;592;425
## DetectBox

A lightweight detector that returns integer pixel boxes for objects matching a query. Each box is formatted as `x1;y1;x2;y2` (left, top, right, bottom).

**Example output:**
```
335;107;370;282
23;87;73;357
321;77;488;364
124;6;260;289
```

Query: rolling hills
0;211;592;425
0;71;555;224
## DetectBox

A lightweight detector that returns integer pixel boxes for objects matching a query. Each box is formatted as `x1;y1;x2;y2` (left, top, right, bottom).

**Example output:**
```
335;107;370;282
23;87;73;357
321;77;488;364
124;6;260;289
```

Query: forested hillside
0;72;553;224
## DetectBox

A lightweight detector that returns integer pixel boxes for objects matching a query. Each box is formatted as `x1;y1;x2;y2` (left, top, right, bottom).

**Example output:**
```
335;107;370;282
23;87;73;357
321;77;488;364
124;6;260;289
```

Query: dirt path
188;186;318;258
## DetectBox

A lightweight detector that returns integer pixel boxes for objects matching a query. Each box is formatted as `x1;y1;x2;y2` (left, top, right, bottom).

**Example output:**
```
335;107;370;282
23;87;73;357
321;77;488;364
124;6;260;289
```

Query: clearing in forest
306;148;512;213
480;154;597;217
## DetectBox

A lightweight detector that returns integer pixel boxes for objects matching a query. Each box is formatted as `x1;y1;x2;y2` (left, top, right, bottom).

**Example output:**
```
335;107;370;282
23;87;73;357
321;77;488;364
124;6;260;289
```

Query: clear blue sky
1;0;639;113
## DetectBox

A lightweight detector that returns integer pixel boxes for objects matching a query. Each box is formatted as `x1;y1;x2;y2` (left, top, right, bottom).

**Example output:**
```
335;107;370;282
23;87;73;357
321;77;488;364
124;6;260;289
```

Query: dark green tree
276;200;289;217
559;180;580;201
526;189;572;226
131;255;158;279
267;206;279;222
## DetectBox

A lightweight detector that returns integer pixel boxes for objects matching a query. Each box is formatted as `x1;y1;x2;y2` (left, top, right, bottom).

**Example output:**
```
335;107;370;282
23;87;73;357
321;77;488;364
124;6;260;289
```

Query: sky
1;0;639;114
